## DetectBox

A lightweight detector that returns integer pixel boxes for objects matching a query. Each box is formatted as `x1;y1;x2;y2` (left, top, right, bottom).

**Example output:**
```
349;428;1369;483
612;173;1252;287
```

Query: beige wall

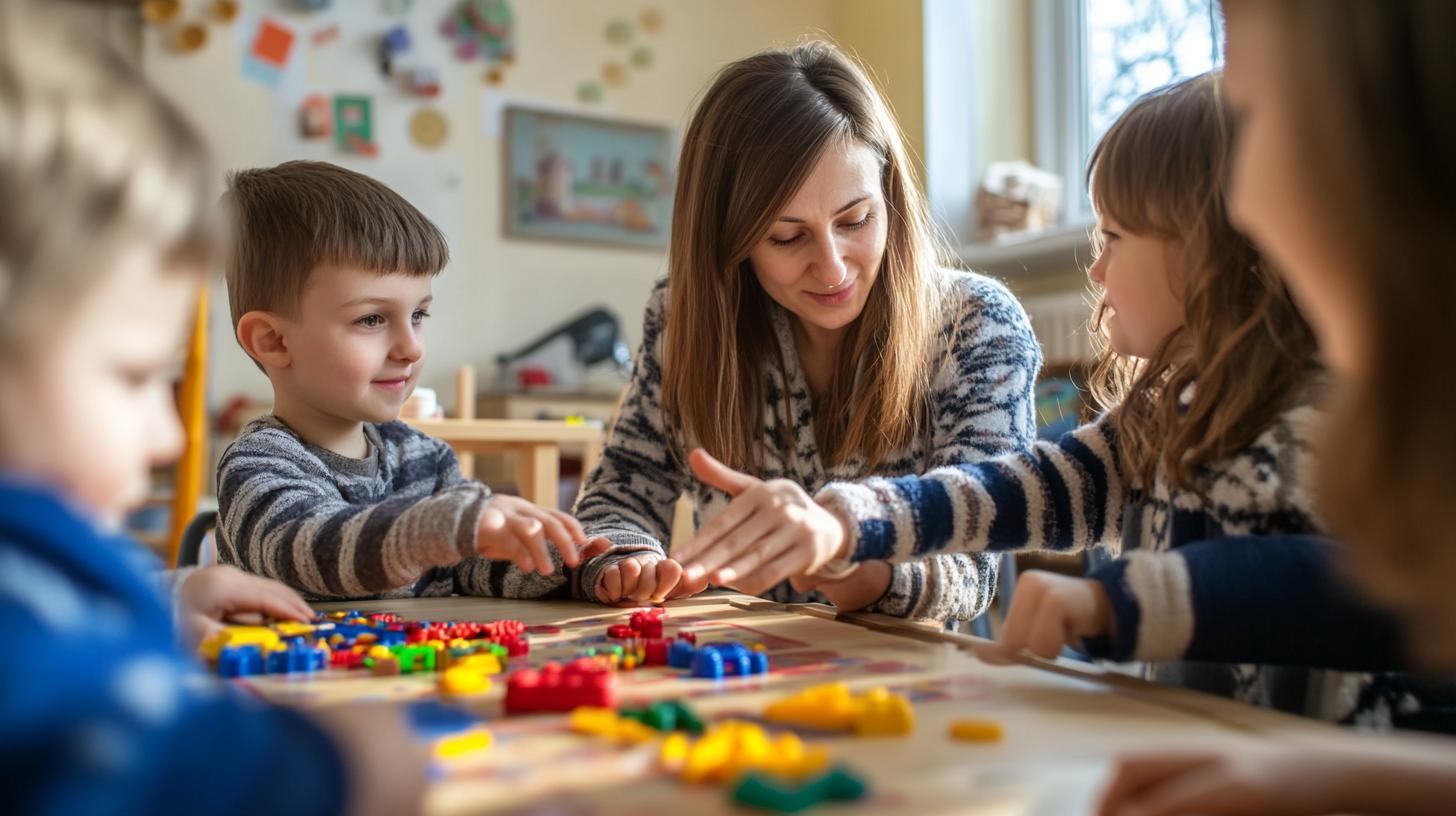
833;0;925;176
143;0;850;409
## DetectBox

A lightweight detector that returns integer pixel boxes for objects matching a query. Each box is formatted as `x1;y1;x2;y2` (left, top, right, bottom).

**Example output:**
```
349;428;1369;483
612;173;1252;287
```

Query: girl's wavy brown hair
1084;73;1319;493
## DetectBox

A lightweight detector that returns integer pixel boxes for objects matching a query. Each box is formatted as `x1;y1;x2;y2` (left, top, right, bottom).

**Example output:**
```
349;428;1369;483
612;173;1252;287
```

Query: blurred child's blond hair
0;1;213;351
1084;73;1320;492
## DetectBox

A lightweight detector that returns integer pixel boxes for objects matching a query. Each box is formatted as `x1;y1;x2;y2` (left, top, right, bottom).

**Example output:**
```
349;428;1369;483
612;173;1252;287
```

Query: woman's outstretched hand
672;449;851;596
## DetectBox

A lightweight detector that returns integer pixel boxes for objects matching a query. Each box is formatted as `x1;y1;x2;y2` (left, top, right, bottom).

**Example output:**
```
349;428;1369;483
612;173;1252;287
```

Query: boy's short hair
223;161;449;331
0;1;213;351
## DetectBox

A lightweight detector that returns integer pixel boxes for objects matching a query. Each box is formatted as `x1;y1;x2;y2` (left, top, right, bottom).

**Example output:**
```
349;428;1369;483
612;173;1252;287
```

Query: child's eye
356;314;385;328
1100;230;1120;242
411;309;431;325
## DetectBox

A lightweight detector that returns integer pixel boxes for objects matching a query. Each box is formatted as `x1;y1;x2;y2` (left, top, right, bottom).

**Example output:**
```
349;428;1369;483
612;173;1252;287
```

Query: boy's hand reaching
594;553;710;606
981;571;1112;665
475;495;607;576
177;565;314;649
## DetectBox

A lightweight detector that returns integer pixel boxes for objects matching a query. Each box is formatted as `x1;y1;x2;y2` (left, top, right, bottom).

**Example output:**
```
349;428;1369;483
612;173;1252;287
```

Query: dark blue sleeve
0;607;346;815
1086;535;1411;670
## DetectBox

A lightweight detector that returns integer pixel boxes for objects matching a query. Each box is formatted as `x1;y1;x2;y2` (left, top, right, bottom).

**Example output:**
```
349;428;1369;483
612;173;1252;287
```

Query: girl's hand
1096;746;1360;816
672;449;851;596
982;571;1112;664
177;565;314;649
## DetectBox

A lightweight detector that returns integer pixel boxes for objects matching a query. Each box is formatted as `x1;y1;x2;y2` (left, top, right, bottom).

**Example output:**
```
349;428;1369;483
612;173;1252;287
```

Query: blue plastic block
668;640;697;669
690;643;769;680
218;644;264;678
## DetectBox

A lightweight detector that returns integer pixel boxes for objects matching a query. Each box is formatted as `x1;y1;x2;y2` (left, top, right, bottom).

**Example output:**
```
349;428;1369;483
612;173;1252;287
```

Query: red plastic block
644;638;670;666
678;631;697;645
496;633;529;657
505;659;616;714
630;609;665;639
607;623;635;639
330;649;365;669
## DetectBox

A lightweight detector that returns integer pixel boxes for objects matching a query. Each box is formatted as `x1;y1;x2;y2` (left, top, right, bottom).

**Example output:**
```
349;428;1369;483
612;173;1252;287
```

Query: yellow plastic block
197;626;282;661
853;687;914;736
274;621;316;637
948;718;1003;742
660;732;690;769
435;730;492;759
457;653;503;674
570;707;659;745
674;721;829;785
763;683;859;731
438;666;493;696
367;645;394;661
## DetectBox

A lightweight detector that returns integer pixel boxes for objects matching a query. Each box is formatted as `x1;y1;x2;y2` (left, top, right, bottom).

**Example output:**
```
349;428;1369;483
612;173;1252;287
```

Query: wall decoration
141;0;181;25
409;108;450;150
311;24;340;46
575;81;603;105
504;106;673;249
630;46;654;69
211;0;240;23
241;17;297;88
601;62;627;87
379;24;411;76
333;95;378;157
441;0;515;64
605;19;633;46
291;0;333;12
298;94;332;139
640;8;664;34
171;22;208;54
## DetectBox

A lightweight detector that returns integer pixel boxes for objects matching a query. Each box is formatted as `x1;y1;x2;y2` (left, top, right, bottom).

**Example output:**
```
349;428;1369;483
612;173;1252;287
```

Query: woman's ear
235;310;291;371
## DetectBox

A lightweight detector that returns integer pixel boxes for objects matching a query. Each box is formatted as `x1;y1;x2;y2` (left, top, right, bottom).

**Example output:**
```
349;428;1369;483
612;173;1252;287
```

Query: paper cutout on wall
171;22;208;54
333;95;378;157
211;0;239;23
602;62;627;87
640;8;664;34
298;95;332;139
441;0;514;65
311;24;340;46
630;46;653;69
141;0;181;25
241;17;297;88
605;19;633;46
409;108;450;150
576;82;604;105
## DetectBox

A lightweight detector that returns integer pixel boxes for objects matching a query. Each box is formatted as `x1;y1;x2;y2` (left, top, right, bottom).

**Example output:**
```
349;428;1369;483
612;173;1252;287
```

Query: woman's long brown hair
1084;73;1319;493
662;41;943;472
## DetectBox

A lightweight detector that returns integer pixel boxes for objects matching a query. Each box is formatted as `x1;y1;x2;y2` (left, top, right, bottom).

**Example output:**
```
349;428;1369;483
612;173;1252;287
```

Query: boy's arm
570;281;691;601
818;415;1127;566
1084;535;1411;670
216;444;486;598
430;441;571;600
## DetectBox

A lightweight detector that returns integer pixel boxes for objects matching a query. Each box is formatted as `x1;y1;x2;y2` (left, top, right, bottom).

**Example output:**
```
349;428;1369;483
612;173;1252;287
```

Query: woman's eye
769;234;804;247
840;212;874;231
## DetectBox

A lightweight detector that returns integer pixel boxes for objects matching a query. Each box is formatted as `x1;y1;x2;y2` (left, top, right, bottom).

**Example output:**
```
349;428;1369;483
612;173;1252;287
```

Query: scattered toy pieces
948;718;1003;743
763;683;914;736
731;765;869;813
504;659;616;714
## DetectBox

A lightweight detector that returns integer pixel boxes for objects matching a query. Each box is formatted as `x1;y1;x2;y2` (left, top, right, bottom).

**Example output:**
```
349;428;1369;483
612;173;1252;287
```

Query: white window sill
959;219;1094;272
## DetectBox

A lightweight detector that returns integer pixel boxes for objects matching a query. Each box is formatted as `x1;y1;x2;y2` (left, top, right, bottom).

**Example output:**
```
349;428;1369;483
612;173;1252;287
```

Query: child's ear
236;311;291;370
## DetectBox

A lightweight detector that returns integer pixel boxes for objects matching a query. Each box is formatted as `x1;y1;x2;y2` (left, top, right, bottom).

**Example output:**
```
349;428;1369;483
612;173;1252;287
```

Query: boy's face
0;250;196;528
273;265;432;426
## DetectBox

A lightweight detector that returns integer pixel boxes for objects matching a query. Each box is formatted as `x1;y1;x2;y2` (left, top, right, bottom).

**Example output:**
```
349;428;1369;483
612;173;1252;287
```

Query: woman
571;41;1041;621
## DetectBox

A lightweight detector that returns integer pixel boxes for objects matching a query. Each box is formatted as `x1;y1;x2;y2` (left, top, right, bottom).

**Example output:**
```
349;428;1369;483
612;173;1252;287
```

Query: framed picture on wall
503;106;674;249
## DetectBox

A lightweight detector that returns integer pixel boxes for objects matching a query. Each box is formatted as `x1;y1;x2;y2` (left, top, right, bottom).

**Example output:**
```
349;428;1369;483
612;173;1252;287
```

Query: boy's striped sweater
574;269;1043;621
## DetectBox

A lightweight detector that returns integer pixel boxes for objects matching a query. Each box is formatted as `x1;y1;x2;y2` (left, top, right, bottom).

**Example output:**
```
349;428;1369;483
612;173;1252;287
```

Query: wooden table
242;593;1330;815
405;418;605;509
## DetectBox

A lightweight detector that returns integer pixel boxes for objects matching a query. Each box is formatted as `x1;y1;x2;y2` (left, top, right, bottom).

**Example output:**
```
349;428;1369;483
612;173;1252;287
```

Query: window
1035;0;1224;224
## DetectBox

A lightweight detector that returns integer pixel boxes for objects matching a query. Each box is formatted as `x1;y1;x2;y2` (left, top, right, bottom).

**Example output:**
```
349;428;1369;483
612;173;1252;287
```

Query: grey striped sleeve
215;425;486;600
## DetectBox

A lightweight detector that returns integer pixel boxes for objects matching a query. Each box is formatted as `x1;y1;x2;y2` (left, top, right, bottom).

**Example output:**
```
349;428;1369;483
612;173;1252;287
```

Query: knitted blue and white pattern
573;269;1043;621
816;383;1404;723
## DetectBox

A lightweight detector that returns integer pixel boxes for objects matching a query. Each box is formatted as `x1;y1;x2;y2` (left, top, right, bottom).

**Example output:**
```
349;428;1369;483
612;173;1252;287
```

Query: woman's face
1224;1;1366;374
747;139;887;342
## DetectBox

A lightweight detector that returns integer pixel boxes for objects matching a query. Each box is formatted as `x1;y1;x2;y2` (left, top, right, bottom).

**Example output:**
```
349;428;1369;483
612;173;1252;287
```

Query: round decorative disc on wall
409;108;449;149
